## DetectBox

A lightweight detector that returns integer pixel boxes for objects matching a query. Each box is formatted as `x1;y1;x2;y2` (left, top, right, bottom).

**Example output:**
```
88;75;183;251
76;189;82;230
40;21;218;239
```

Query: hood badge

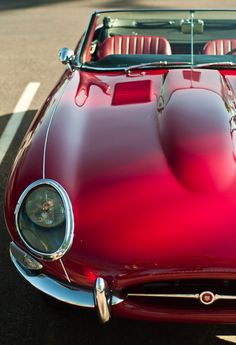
199;291;215;305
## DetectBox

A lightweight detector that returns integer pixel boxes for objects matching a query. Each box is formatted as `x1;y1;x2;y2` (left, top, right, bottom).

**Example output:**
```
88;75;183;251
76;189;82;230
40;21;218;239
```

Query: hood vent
112;80;152;105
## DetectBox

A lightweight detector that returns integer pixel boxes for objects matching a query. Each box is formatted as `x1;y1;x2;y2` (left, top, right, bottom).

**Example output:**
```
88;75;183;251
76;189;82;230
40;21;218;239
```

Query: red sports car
5;9;236;323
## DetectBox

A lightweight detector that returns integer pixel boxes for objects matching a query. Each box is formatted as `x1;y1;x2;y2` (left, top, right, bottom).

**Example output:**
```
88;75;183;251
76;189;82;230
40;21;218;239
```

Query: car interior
79;11;236;68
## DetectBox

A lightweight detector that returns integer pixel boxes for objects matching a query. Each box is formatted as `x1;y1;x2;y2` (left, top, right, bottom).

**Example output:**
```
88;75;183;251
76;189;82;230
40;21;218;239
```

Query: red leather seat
97;35;172;59
203;39;236;55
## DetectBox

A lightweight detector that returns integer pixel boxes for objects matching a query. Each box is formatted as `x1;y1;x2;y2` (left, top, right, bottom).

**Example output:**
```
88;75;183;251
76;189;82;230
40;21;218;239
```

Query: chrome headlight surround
15;179;74;261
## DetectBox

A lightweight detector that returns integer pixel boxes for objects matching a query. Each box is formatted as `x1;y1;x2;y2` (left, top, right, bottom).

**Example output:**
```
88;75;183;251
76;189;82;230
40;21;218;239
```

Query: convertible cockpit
74;10;236;69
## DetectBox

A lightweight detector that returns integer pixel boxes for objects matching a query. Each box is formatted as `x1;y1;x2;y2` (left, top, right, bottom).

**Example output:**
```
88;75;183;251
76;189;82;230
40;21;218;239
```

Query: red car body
5;9;236;323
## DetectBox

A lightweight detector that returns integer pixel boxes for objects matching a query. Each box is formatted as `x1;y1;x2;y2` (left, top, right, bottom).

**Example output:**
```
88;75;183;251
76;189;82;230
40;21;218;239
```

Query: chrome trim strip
214;294;236;301
112;295;124;306
81;66;129;72
59;258;71;283
14;179;74;261
128;291;236;306
42;80;68;179
128;293;200;299
76;11;97;65
94;277;111;323
93;9;236;15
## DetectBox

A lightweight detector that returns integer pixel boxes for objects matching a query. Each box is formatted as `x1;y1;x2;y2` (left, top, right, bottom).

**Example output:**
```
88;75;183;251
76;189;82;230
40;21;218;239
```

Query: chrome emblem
199;291;215;305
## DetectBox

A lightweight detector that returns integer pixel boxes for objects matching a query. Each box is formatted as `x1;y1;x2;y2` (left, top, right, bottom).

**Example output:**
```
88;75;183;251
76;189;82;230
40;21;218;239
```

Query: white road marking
0;82;40;165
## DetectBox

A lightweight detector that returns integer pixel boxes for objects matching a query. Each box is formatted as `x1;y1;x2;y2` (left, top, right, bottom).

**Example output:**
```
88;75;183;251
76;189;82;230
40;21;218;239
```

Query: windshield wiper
195;61;236;68
125;61;192;74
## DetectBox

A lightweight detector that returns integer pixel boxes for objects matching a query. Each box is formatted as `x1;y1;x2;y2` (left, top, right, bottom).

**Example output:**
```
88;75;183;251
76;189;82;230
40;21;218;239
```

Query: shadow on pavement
0;0;164;10
0;109;37;186
8;295;236;345
94;0;163;8
0;0;81;10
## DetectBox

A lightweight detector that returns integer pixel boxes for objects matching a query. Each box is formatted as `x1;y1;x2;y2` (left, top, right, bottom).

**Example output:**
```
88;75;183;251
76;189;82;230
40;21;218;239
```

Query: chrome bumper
10;242;95;308
10;241;123;319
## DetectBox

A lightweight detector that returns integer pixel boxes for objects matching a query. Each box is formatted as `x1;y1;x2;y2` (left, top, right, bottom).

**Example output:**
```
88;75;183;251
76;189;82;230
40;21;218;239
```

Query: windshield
78;9;236;70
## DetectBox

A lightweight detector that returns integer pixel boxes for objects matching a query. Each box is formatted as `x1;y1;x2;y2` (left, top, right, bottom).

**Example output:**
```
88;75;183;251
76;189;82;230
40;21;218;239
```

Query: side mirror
58;48;75;70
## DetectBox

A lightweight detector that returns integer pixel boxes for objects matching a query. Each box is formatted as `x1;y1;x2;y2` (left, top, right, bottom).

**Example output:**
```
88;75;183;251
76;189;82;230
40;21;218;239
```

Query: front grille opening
126;279;236;295
127;296;236;311
125;279;236;309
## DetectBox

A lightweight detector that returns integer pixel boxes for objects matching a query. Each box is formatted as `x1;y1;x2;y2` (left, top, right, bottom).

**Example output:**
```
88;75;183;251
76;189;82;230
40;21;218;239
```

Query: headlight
15;179;74;260
25;187;65;228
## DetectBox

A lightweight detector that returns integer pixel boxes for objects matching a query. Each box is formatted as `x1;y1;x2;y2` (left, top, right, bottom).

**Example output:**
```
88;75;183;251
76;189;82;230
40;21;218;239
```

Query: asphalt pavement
1;1;236;344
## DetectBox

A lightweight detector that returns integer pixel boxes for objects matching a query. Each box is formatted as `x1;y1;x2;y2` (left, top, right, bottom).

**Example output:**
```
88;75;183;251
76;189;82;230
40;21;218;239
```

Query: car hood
42;68;236;284
12;68;236;286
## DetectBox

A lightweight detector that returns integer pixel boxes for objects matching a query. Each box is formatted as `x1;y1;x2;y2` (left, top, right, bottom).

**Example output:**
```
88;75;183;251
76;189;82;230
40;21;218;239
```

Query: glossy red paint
112;80;152;105
75;72;111;107
5;66;236;322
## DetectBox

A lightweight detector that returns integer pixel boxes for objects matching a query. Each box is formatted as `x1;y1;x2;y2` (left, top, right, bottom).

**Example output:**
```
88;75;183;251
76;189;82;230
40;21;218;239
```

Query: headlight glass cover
25;187;65;228
15;180;74;260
